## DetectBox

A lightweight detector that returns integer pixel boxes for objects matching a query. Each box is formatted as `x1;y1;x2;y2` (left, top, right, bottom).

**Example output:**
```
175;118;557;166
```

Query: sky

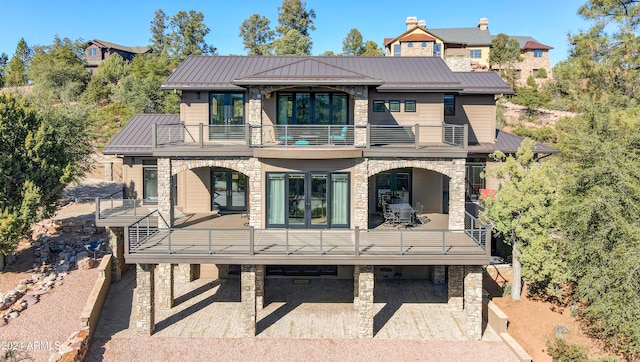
0;0;593;66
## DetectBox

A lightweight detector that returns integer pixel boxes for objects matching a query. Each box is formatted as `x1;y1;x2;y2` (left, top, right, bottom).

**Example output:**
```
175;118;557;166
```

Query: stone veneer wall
464;265;483;340
431;265;445;284
248;87;262;146
256;264;264;311
366;158;466;229
352;159;369;229
105;226;125;281
240;264;256;337
356;265;374;338
445;55;471;72
135;264;155;335
176;263;195;285
157;263;174;310
157;157;174;227
448;265;464;309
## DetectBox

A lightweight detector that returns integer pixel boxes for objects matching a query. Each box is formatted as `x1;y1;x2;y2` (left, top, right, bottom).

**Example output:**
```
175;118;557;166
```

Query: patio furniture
295;140;310;146
397;207;413;227
329;126;348;144
383;204;398;225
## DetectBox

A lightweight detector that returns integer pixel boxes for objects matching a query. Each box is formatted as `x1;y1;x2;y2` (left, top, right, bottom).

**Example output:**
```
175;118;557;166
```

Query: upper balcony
151;123;468;159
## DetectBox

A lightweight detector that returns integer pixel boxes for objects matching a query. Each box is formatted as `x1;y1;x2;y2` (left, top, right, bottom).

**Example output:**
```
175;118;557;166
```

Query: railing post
208;229;212;254
366;124;371;149
133;198;137;218
400;231;404;255
199;123;204;148
249;226;255;256
320;229;323;255
354;226;360;256
135;223;140;251
463;124;468;149
285;229;289;255
415;124;420;150
152;123;157;149
246;124;251;147
168;229;172;254
95;197;100;220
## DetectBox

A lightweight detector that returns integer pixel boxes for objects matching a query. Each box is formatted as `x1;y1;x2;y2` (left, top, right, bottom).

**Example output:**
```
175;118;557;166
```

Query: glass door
211;169;247;212
288;174;306;227
209;93;245;139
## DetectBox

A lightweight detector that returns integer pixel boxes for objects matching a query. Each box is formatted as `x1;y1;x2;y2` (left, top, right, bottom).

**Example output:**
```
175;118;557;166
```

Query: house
383;17;554;81
84;39;151;74
96;55;555;339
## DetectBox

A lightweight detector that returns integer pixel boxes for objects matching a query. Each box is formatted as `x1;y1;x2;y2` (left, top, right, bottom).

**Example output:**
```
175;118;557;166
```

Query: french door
267;172;349;228
210;93;244;139
211;169;247;212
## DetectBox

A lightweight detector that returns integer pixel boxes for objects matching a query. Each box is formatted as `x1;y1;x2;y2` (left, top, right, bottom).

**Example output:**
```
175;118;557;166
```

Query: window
433;43;442;57
404;100;416;112
444;95;455;116
421;42;427;48
266;172;349;228
466;162;486;200
142;162;158;201
88;48;97;57
389;100;400;112
469;49;482;58
533;49;543;58
408;42;413;48
375;169;411;211
277;92;348;125
393;44;401;56
373;100;385;112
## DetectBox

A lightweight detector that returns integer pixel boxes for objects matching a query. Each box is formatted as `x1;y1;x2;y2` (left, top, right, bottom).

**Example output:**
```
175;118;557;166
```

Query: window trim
373;100;385;112
388;100;400;112
87;47;98;57
276;92;348;125
404;100;416;112
142;164;158;201
407;42;413;48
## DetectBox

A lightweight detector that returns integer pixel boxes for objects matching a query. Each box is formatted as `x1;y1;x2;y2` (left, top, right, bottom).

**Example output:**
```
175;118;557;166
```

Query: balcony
123;211;489;265
94;193;157;227
151;123;468;158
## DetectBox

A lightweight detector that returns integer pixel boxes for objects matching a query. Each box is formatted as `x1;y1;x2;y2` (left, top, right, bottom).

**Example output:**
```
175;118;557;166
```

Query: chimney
477;18;489;30
406;16;418;30
417;20;427;29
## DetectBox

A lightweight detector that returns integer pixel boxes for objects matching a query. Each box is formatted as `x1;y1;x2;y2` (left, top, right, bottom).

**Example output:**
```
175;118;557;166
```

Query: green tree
273;29;312;56
0;93;90;255
28;36;89;103
239;14;275;55
342;28;364;56
361;40;383;56
489;33;523;87
167;10;216;59
82;53;131;104
0;52;8;87
150;9;169;54
481;138;563;300
5;38;32;87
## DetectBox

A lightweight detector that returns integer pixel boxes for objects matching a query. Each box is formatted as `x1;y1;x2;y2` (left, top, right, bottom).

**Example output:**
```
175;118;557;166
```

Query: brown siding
368;90;442;126
122;157;156;199
181;91;209;126
182;167;211;213
413;169;443;213
445;94;496;144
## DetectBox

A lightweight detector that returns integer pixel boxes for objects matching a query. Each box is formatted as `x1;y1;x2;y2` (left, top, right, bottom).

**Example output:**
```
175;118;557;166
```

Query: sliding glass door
267;172;349;228
210;92;245;139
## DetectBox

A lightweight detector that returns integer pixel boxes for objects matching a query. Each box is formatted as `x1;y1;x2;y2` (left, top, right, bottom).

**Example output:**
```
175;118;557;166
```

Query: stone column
247;158;262;229
105;226;125;281
448;159;466;230
176;263;195;285
248;87;262;146
431;265;445;284
240;264;257;337
353;86;368;148
255;265;264;311
464;265;483;340
352;158;369;229
353;265;360;308
356;265;374;338
157;157;174;227
157;263;174;310
105;161;113;181
448;265;464;310
135;264;155;335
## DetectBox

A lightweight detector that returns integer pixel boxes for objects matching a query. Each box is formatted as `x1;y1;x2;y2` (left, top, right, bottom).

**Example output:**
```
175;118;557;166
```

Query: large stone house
383;17;554;82
97;55;555;339
84;39;151;74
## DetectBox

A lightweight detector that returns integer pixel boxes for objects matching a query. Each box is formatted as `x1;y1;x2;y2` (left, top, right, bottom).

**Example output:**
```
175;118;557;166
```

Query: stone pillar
464;265;483;340
176;263;195;285
248;87;262;146
240;264;257;337
255;265;264;311
135;264;155;335
105;162;113;181
353;86;368;147
157;157;174;227
105;226;125;281
247;158;262;229
353;265;360;308
448;159;466;230
157;263;174;310
356;265;374;338
352;158;369;229
431;265;445;284
448;265;464;309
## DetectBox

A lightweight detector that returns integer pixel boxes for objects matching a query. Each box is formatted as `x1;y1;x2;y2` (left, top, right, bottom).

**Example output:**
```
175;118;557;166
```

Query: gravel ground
1;267;98;361
88;337;518;362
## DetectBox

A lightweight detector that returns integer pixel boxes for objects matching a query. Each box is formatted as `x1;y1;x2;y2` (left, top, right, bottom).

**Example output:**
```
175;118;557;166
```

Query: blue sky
1;0;591;65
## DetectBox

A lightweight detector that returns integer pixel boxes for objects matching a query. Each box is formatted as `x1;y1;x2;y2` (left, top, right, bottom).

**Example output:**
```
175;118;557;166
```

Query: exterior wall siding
180;91;210;126
445;94;496;144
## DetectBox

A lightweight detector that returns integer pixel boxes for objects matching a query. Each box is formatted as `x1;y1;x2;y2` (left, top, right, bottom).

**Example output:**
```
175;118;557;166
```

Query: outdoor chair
383;204;397;225
397;208;413;228
329;126;348;145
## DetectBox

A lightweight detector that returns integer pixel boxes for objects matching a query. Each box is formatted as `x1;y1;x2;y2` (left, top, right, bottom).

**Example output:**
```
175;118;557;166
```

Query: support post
464;265;483;340
448;265;464;310
240;264;257;337
135;263;155;335
356;265;374;338
157;263;174;310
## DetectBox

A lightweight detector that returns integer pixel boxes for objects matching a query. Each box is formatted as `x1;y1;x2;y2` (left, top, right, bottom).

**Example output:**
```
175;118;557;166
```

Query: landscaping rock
21;294;39;306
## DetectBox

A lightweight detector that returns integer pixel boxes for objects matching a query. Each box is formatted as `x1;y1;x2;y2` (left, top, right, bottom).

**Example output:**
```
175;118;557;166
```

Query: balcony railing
95;193;157;223
464;211;491;249
126;213;488;258
152;123;467;150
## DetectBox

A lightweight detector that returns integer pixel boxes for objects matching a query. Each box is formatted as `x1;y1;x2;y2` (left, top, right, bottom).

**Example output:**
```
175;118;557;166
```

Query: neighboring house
383;17;554;80
96;55;555;339
84;39;151;73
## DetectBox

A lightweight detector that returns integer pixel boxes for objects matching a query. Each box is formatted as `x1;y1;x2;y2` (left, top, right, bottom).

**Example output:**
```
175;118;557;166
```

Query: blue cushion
295;140;310;146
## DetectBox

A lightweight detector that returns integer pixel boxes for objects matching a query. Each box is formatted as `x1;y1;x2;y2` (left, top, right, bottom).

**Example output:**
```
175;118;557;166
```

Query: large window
143;162;158;201
444;95;455;116
393;44;401;57
88;47;97;57
375;169;411;211
277;92;348;125
469;49;482;58
466;162;486;200
267;172;349;228
433;43;442;57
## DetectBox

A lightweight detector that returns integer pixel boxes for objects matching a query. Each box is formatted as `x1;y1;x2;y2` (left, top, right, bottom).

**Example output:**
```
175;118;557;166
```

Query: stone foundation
448;265;464;310
135;264;155;335
256;265;264;311
432;265;445;284
157;263;174;310
464;265;483;340
356;265;374;338
176;263;195;285
240;264;256;337
105;226;125;281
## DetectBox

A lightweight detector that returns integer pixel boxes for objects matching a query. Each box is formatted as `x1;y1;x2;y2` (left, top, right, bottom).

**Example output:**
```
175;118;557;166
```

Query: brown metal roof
400;33;436;42
453;72;514;94
103;114;179;155
467;129;558;155
161;56;468;92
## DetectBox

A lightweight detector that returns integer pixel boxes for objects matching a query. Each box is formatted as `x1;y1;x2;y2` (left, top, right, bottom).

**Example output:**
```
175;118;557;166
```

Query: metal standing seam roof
467;129;558;154
103;114;180;155
161;56;470;92
87;39;151;54
491;35;553;50
426;27;492;46
453;72;514;95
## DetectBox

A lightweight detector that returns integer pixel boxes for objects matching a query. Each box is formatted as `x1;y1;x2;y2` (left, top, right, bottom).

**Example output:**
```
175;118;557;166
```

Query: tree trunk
0;254;4;271
511;241;522;301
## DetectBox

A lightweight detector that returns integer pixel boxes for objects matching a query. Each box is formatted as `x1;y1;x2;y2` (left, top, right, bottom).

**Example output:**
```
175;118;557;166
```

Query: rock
8;311;19;319
554;324;569;339
76;251;88;260
49;352;61;362
77;257;98;270
21;294;39;306
56;264;70;273
15;284;28;293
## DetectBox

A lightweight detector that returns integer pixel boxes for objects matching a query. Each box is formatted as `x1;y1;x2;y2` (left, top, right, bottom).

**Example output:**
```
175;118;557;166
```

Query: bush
546;338;589;361
536;68;548;79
